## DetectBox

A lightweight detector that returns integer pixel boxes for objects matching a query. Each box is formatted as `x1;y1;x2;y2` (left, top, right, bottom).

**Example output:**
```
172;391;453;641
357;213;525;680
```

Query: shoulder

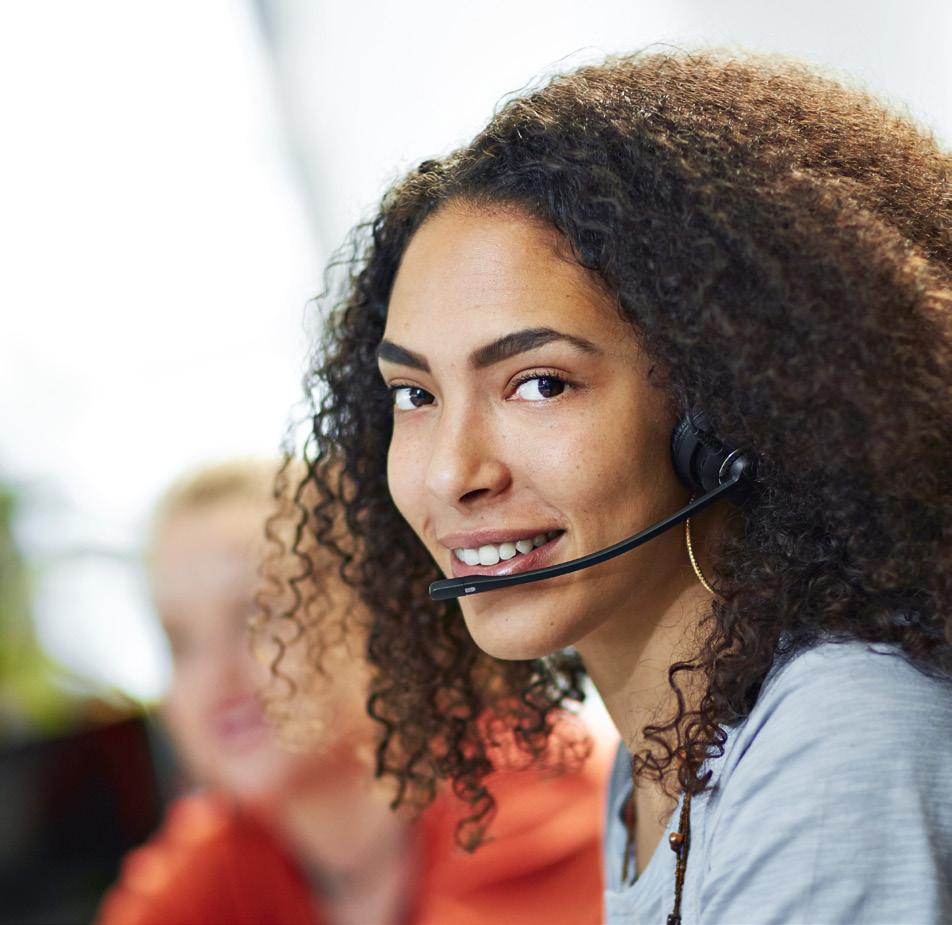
767;638;951;705
415;731;612;925
95;794;297;925
724;639;952;776
712;639;952;826
695;641;952;923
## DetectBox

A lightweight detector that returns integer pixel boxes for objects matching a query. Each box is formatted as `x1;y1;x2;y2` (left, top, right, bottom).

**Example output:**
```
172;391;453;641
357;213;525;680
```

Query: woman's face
380;205;693;661
152;500;372;801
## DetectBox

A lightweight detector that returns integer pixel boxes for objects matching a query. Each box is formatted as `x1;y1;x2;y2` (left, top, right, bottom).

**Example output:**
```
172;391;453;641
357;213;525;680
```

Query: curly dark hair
261;50;952;849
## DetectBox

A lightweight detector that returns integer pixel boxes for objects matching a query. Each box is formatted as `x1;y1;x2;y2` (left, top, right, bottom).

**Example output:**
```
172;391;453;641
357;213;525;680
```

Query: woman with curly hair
271;51;952;923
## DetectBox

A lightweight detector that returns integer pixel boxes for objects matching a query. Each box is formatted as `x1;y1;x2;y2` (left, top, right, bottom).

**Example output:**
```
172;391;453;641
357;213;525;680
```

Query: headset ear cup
670;410;733;494
670;415;699;492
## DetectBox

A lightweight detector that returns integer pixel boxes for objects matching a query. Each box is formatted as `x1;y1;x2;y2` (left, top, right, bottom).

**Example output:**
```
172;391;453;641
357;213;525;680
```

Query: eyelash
508;369;573;400
388;368;574;411
387;383;433;411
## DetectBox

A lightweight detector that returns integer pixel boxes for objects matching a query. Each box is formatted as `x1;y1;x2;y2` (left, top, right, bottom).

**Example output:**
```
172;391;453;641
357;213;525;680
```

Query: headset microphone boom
428;411;756;601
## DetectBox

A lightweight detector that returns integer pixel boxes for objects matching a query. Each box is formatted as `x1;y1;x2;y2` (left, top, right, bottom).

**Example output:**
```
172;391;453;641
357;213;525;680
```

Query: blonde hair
150;458;278;532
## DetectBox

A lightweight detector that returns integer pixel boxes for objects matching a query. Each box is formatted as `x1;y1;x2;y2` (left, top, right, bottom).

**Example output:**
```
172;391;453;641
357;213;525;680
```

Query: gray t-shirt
603;640;952;924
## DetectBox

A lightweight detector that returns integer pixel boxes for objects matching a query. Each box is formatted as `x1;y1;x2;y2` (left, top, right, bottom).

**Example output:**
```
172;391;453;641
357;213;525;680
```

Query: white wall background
2;0;949;701
0;2;320;699
257;0;952;254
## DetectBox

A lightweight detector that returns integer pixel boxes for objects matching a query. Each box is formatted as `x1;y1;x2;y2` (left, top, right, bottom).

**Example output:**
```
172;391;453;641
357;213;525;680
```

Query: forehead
150;502;265;612
386;206;626;348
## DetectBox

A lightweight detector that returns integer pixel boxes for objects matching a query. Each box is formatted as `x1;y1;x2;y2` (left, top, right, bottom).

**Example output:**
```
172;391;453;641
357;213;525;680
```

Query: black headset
670;409;755;496
428;410;756;601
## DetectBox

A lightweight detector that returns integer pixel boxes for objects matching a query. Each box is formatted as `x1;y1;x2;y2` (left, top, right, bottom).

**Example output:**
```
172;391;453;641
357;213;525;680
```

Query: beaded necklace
621;789;693;925
619;513;703;921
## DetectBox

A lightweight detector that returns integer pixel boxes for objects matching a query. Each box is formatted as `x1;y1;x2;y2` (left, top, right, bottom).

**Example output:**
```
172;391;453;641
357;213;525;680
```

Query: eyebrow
470;327;600;369
376;326;600;372
375;339;430;372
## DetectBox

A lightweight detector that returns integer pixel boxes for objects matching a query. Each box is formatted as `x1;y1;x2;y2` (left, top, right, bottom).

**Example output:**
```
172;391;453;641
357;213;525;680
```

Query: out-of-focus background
1;1;949;920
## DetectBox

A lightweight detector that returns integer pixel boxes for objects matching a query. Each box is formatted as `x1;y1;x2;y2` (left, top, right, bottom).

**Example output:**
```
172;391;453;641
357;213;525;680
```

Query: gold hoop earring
684;509;715;596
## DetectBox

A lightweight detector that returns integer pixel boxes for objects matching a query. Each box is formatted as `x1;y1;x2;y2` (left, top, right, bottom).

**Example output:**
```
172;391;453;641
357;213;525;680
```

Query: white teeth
455;532;561;564
478;545;500;566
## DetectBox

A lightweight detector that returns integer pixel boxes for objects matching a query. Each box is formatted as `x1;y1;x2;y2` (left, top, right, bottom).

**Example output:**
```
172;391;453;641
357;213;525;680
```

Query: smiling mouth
450;530;564;577
212;697;270;752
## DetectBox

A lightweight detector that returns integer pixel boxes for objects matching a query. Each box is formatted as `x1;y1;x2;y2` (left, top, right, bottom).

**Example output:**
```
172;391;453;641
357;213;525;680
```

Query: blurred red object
97;752;609;925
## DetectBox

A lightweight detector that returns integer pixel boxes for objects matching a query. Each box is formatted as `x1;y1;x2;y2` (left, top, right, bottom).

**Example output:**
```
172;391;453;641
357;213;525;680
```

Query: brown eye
391;386;434;410
514;376;567;401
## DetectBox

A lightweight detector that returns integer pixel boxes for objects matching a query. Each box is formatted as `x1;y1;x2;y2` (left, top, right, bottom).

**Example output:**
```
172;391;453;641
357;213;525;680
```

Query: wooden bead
669;831;685;852
623;797;636;828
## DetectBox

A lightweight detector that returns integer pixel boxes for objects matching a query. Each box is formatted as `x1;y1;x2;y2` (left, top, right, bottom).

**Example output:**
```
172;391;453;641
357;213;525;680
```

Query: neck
578;576;710;753
575;504;723;760
266;758;416;925
578;565;710;852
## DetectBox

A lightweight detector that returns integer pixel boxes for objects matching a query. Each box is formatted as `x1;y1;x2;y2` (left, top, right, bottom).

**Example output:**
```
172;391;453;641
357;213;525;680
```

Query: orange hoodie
97;749;610;925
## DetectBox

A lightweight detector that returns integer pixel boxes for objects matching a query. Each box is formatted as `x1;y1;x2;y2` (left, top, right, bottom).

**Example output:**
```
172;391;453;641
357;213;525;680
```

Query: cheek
535;398;677;524
163;679;208;757
387;429;422;528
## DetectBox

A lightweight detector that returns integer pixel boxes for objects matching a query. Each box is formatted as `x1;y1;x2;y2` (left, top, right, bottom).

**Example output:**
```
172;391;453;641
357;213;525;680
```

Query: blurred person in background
98;459;608;925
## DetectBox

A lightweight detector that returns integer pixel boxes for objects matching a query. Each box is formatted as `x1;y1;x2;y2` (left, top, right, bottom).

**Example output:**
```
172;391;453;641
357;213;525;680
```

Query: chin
218;767;284;802
461;588;594;662
211;745;295;800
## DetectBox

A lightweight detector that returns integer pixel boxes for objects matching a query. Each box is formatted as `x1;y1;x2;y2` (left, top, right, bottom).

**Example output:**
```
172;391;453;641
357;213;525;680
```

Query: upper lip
438;528;562;549
211;694;263;720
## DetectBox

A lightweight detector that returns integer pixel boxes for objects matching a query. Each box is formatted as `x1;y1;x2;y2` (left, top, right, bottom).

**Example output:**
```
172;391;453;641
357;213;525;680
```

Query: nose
424;403;511;511
205;627;256;695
